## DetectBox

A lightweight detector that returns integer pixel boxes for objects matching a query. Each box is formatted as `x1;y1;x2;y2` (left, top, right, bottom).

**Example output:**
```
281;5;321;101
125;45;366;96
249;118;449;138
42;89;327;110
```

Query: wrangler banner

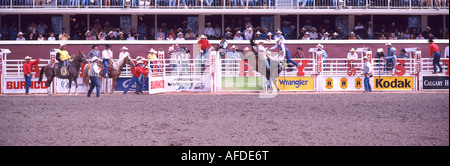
373;76;415;90
277;77;315;91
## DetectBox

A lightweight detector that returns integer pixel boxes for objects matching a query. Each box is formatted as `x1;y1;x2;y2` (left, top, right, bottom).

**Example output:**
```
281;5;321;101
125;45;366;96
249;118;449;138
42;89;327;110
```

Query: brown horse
83;54;135;93
38;51;88;96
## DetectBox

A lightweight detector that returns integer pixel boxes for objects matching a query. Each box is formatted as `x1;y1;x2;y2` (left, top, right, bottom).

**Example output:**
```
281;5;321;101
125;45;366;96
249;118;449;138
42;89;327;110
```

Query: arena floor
0;92;448;146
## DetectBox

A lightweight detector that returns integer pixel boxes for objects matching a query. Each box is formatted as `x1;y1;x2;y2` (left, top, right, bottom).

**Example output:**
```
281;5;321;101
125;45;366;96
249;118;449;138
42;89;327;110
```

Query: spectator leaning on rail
123;60;149;95
347;48;358;67
397;49;409;59
363;56;373;93
87;57;101;98
23;56;40;95
87;44;101;61
16;32;26;41
317;44;328;67
429;39;443;74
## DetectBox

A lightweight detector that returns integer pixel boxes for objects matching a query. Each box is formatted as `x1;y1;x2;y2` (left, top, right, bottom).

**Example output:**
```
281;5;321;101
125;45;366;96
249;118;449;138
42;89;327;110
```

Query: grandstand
0;0;448;41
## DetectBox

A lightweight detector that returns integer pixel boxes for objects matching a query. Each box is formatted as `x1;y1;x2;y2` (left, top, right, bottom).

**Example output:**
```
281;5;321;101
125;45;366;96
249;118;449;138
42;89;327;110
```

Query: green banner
222;77;264;91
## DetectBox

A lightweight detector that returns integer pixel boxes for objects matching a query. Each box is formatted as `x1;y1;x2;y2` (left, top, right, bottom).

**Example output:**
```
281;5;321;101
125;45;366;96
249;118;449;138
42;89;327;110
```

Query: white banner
55;77;107;93
149;77;165;94
3;78;49;94
165;75;211;92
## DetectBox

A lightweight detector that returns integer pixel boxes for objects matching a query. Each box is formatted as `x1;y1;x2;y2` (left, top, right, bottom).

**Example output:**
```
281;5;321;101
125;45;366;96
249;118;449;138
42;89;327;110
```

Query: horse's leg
74;77;79;96
47;75;54;96
111;76;117;94
68;78;73;96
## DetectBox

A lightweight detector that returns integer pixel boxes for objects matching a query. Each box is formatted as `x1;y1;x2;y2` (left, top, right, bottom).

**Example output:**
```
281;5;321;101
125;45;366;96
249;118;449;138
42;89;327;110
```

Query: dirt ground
0;92;448;146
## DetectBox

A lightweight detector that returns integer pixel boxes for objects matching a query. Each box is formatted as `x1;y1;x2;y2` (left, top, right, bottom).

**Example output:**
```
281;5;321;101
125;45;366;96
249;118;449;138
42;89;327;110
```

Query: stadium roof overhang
1;9;449;15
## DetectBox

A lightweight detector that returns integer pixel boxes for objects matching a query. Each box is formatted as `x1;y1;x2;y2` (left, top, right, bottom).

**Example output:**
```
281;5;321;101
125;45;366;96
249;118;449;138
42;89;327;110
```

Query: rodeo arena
0;1;449;153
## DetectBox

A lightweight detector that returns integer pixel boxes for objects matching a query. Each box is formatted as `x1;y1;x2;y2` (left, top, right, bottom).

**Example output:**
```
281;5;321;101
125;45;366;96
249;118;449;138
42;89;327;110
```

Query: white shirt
102;49;113;59
37;37;45;41
245;32;253;40
88;62;101;77
321;36;330;40
355;25;364;30
302;36;310;40
176;37;185;41
204;27;215;36
16;37;26;41
127;37;135;40
48;37;56;41
309;32;318;40
347;52;358;60
445;46;449;58
214;27;221;37
119;51;130;60
234;35;243;40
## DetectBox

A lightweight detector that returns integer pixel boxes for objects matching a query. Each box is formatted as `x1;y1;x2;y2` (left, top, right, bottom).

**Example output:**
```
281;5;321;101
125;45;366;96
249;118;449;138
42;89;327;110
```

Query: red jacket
133;65;149;78
23;59;40;76
430;43;440;57
198;39;212;50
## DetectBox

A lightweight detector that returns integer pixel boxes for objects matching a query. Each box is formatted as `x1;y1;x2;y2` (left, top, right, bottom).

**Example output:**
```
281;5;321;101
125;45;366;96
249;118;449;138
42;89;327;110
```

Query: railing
422;57;449;75
0;0;447;9
2;59;51;78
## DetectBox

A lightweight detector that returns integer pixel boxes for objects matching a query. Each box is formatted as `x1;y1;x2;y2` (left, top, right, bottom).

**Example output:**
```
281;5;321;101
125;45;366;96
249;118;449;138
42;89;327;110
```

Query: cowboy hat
206;22;211;25
317;44;324;48
200;35;207;39
333;32;339;36
24;56;32;60
276;30;282;34
136;60;144;64
350;48;355;52
297;47;303;50
105;44;112;48
231;45;236;49
385;43;392;46
60;43;67;47
377;48;384;53
91;57;100;62
256;31;262;35
324;32;329;35
428;38;434;43
121;46;128;50
177;32;183;35
149;48;156;53
108;31;114;35
17;32;24;36
236;31;242;34
85;30;90;36
305;32;310;35
257;40;264;44
267;32;273;36
91;44;98;49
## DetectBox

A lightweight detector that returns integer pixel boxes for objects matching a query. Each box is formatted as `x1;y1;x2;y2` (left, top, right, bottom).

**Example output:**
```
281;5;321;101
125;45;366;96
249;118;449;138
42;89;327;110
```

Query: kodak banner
374;76;414;90
277;77;315;91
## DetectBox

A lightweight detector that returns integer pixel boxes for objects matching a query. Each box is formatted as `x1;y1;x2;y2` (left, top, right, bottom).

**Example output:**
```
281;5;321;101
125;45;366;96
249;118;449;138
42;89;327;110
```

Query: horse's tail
82;64;90;87
38;66;45;84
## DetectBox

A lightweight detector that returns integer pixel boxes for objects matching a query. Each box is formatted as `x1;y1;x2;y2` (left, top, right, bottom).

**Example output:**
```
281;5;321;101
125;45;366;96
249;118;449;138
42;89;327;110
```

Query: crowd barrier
1;42;448;94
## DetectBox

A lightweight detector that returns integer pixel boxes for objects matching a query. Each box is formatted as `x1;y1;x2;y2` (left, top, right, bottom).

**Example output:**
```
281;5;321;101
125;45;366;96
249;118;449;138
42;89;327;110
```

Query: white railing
422;57;449;75
2;59;51;78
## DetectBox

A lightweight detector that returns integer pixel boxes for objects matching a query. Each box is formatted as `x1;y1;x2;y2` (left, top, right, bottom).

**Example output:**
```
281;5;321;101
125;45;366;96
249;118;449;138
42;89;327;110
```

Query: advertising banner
114;77;149;92
166;75;211;92
373;76;414;91
149;77;165;94
321;76;365;91
422;76;449;90
4;78;48;93
55;78;89;93
277;77;315;91
221;76;264;91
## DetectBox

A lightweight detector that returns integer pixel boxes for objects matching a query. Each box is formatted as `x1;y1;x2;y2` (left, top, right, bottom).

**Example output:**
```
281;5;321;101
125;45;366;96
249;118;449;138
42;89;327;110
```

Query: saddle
55;61;71;78
98;60;115;78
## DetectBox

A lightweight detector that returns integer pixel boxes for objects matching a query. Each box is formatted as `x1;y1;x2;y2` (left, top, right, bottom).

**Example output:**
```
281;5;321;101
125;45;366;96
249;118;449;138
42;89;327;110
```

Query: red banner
316;51;322;74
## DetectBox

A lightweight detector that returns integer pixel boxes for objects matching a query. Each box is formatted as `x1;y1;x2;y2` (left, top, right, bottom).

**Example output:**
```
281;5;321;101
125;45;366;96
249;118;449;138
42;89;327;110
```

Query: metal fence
0;0;447;9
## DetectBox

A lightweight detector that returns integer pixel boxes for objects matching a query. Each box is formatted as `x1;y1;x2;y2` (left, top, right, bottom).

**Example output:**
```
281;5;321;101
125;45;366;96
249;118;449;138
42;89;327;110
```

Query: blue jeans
285;50;299;67
232;0;244;6
433;52;443;73
200;49;207;68
103;59;109;76
296;0;307;7
25;74;32;94
124;76;143;94
364;75;371;92
88;76;101;97
385;56;396;71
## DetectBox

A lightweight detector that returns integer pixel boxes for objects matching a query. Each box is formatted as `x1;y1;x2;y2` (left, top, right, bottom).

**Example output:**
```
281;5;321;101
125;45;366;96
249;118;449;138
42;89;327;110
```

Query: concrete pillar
421;15;428;32
63;14;71;35
349;15;355;34
131;14;138;33
274;15;281;31
199;15;206;36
